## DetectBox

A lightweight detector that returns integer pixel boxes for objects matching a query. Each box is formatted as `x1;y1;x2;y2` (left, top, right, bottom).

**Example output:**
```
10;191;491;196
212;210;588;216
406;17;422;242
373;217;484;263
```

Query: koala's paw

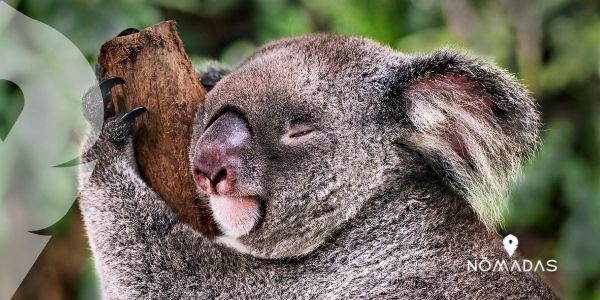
102;106;147;147
81;77;146;163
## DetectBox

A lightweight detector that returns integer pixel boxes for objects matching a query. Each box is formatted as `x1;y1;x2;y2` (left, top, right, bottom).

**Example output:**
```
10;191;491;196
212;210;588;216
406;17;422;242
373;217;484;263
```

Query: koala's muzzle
192;112;251;196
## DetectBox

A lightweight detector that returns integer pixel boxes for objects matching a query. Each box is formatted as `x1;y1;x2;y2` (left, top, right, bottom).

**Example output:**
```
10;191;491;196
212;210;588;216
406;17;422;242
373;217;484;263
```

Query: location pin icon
503;234;519;257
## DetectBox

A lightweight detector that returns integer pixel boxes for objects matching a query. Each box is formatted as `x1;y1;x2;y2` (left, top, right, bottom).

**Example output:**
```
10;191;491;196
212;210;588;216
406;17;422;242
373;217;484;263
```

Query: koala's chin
208;195;260;237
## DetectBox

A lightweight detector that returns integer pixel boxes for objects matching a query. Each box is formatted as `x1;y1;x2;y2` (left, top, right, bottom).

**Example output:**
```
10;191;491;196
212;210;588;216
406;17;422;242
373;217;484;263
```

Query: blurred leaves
151;0;241;17
541;16;600;93
0;81;23;142
255;0;312;42
0;81;23;240
19;0;162;58
219;40;257;68
75;259;101;300
508;122;575;231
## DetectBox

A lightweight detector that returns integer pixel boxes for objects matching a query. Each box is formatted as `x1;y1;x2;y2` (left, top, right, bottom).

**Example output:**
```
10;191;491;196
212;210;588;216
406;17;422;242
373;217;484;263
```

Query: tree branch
97;21;218;237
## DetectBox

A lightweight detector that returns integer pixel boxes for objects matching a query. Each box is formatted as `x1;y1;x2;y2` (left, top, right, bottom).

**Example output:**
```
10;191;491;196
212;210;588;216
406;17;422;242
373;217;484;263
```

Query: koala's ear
397;50;540;230
198;64;230;92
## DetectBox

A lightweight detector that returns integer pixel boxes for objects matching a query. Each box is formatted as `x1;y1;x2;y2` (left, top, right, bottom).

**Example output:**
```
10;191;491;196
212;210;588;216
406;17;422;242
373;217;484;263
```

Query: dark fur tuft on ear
198;63;230;92
399;50;540;230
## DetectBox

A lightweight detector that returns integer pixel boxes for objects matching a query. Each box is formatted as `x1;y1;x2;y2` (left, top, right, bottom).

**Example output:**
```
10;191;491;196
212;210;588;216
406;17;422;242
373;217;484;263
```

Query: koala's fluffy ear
397;50;540;230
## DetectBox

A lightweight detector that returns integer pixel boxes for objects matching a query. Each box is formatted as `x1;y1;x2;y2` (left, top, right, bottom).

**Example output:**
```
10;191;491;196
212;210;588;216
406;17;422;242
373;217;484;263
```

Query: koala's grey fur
79;34;557;299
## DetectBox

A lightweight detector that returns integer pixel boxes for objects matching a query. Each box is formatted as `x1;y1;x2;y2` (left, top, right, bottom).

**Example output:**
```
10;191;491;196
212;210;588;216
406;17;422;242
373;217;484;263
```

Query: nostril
213;168;228;185
192;166;214;194
193;167;202;176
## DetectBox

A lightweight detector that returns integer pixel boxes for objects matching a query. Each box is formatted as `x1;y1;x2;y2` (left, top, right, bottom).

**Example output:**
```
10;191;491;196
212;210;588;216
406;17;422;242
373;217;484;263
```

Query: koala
79;34;558;299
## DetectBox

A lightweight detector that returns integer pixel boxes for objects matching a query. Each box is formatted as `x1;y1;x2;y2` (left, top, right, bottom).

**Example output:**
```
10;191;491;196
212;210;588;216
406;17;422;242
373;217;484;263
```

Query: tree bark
96;21;218;237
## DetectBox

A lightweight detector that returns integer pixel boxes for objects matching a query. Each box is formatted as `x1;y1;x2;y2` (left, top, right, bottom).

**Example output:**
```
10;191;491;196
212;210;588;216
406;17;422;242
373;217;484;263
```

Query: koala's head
190;34;539;259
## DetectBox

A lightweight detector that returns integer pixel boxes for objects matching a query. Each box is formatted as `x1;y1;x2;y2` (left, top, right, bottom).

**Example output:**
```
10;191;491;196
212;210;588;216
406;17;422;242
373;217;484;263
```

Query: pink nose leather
192;112;251;196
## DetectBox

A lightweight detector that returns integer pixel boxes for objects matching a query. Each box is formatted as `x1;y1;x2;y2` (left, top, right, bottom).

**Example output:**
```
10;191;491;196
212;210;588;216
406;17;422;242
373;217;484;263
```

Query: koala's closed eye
281;124;318;144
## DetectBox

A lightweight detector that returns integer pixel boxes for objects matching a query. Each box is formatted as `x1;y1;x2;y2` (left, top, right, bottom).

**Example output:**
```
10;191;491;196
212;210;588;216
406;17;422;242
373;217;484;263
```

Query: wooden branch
97;21;218;237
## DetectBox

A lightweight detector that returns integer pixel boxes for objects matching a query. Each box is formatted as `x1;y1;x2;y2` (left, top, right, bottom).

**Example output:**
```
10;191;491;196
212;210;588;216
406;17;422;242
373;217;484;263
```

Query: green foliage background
1;0;599;299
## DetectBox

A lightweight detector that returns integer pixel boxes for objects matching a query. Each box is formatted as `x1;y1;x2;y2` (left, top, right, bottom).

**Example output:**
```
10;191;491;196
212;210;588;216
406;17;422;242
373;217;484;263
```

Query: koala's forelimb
80;99;208;298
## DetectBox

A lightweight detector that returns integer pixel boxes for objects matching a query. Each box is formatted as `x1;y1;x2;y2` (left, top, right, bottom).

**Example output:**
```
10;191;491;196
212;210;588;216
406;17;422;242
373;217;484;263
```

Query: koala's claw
117;28;140;37
82;76;124;123
99;76;125;100
120;106;147;122
99;76;126;118
99;76;125;96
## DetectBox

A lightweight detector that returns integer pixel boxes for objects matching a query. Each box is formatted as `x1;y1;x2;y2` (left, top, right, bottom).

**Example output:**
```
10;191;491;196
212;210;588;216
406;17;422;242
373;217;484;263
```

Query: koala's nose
192;112;251;195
